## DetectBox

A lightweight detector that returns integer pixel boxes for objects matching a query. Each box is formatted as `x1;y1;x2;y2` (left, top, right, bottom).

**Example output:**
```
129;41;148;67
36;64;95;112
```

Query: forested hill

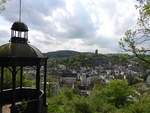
44;50;80;59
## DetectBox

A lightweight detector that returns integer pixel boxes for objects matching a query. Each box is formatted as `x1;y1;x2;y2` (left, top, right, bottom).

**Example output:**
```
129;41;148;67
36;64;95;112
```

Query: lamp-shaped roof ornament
0;0;44;58
10;0;29;44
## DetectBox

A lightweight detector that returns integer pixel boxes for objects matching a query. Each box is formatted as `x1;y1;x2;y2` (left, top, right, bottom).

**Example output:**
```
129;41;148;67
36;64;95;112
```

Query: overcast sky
0;0;139;53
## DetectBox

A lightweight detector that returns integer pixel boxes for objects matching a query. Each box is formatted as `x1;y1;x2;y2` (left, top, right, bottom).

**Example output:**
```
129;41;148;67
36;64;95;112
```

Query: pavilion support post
0;106;2;113
20;66;23;88
36;65;41;113
0;66;4;113
0;67;4;92
0;105;1;113
44;61;47;106
36;65;40;91
11;66;16;110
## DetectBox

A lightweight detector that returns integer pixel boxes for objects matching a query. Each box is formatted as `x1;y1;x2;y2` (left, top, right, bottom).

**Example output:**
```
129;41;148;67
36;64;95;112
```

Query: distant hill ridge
44;50;149;59
44;50;80;59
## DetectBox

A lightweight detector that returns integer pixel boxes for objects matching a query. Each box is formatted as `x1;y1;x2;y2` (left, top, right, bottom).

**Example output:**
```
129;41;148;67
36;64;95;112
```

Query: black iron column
20;66;23;88
11;66;16;109
36;65;40;91
0;66;4;113
0;66;4;91
44;61;47;105
36;65;41;113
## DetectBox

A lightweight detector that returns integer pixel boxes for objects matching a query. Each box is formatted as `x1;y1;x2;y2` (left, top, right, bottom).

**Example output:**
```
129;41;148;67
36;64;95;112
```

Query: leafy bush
102;80;134;108
48;80;136;113
125;95;150;113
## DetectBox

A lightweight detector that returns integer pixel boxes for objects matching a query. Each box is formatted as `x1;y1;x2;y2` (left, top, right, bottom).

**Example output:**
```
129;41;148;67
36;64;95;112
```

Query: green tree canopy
48;80;135;113
0;0;10;11
119;0;150;67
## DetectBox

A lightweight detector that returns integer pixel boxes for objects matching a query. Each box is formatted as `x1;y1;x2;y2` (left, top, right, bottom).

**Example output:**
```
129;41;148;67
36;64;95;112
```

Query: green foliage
119;0;150;67
47;59;57;68
143;0;150;15
45;50;80;59
132;83;150;96
119;54;129;65
89;76;103;89
3;68;12;89
141;72;150;82
48;88;76;113
73;98;92;113
89;88;116;113
0;68;32;89
125;95;150;113
47;81;150;113
102;80;134;108
48;88;92;113
50;53;130;70
0;0;8;4
132;56;150;69
0;0;10;11
45;77;59;97
22;73;32;87
48;80;137;113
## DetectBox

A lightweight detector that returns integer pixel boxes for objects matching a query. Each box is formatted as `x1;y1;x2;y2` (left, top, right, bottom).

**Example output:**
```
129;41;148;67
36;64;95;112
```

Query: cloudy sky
0;0;139;53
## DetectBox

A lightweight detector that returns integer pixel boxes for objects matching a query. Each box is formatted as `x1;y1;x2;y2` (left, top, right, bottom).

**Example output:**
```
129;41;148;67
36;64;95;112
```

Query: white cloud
0;0;139;53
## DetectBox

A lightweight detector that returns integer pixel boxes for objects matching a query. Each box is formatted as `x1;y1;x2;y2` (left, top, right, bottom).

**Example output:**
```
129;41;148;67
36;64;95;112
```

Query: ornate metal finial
19;0;22;22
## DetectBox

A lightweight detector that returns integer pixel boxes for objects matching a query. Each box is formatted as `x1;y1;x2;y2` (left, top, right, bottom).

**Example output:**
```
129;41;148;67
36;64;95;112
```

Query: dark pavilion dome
11;21;28;31
0;43;44;58
0;21;44;58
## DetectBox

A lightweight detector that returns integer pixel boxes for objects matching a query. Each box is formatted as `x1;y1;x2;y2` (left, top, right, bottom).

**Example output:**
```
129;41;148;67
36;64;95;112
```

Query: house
59;72;77;88
146;75;150;84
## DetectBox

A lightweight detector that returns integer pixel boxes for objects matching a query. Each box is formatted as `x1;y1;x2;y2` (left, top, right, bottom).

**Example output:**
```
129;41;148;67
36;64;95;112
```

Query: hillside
44;50;80;59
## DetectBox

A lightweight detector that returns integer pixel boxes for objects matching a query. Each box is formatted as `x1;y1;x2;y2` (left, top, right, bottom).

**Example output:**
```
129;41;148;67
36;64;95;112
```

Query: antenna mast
19;0;22;22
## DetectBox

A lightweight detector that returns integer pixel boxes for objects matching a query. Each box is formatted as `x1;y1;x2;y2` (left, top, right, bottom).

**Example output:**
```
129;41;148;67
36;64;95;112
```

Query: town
24;50;150;96
1;0;150;113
